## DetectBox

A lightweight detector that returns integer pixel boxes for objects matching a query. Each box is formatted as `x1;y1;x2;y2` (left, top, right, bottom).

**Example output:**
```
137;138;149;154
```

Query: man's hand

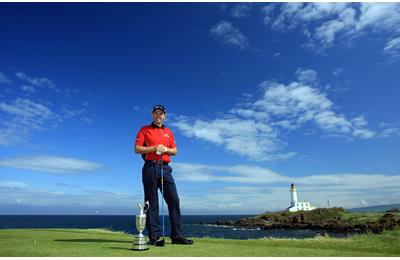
156;144;168;154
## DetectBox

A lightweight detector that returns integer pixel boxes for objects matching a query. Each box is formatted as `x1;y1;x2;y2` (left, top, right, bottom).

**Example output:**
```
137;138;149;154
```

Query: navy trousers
142;161;182;239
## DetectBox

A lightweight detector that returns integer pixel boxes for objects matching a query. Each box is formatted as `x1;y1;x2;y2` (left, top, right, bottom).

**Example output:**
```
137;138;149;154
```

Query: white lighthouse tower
290;183;298;207
287;183;316;212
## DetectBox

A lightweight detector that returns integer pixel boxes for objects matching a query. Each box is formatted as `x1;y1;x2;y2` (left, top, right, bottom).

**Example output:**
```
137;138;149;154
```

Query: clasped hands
155;144;168;154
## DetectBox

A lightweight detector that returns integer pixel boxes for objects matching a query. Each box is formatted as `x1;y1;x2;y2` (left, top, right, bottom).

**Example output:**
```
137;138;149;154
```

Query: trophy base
132;236;149;251
132;245;149;251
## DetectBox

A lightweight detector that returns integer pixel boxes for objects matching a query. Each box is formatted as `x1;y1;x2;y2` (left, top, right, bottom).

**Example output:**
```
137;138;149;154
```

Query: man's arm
165;146;177;156
135;144;176;155
135;145;157;154
167;130;177;156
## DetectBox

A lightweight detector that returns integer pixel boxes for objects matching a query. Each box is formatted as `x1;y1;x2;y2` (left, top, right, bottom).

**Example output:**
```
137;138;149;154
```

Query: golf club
156;149;165;241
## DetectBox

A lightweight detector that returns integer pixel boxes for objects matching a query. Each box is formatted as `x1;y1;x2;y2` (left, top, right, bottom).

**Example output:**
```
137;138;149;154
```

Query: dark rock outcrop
215;220;234;226
212;208;400;234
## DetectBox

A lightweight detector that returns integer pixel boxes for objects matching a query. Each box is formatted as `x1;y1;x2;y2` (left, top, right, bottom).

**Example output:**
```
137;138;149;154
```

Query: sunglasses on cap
152;105;166;114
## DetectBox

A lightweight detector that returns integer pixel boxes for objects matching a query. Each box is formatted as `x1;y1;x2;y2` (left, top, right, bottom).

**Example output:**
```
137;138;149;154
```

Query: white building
287;183;316;212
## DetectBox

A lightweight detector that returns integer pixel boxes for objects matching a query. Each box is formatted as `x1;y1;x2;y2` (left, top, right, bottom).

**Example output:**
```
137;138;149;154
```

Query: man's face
152;109;166;124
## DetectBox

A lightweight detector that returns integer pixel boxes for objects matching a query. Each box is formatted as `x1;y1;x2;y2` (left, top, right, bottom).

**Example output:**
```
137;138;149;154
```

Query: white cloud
352;129;376;139
175;162;400;190
0;181;28;189
0;156;102;174
332;67;345;76
270;3;348;32
264;3;400;55
171;115;294;161
210;20;249;50
2;163;399;213
21;85;36;93
377;122;400;138
313;7;358;50
383;37;400;59
171;69;377;160
1;75;90;146
0;98;54;145
15;72;58;91
174;163;288;184
255;81;333;117
254;80;375;139
0;72;11;83
0;183;138;210
230;3;252;18
357;3;400;33
171;163;217;182
261;5;275;25
0;98;52;119
295;68;318;83
380;127;400;138
313;111;353;135
173;161;400;212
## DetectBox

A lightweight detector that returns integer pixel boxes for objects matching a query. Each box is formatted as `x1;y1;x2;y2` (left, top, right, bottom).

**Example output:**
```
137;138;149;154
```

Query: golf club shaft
160;153;164;238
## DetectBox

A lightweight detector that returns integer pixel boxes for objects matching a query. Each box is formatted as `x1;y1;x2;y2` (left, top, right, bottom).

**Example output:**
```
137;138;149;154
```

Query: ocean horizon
0;215;349;239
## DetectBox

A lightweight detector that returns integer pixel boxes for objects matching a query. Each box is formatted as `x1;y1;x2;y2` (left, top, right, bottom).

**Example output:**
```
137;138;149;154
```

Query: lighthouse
290;183;298;207
287;183;316;212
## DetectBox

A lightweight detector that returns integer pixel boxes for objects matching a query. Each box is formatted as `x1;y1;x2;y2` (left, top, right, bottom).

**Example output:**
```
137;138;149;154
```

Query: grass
343;211;399;224
0;228;400;256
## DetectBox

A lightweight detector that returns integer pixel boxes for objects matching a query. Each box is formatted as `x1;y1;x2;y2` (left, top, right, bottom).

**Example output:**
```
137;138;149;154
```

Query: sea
0;215;349;239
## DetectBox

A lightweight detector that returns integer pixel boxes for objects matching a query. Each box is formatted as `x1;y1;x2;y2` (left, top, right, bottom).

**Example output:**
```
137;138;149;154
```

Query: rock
215;220;234;226
381;213;395;218
316;231;329;237
215;208;399;235
235;217;271;228
291;215;301;224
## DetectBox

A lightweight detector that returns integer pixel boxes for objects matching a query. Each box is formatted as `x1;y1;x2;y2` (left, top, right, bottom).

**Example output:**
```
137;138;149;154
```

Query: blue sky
1;3;400;215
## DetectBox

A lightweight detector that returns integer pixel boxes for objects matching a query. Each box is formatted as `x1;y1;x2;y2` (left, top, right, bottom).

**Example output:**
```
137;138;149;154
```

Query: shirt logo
163;133;170;138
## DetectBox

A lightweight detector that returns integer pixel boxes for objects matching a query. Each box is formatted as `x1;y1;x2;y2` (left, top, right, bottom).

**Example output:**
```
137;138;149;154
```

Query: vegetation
0;227;400;256
258;207;400;222
258;207;348;222
252;207;400;233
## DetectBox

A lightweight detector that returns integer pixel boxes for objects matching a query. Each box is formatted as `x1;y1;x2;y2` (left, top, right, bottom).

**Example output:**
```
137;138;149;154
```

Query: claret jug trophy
132;201;149;251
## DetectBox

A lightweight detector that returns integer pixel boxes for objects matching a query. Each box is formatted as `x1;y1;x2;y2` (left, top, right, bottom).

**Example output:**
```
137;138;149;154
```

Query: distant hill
349;203;400;212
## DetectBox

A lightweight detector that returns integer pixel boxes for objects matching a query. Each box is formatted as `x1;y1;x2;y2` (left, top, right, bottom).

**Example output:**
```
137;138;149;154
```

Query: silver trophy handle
137;201;149;215
143;201;149;213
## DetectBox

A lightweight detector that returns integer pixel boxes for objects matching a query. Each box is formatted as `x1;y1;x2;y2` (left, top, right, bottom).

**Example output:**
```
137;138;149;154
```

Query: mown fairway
0;228;399;256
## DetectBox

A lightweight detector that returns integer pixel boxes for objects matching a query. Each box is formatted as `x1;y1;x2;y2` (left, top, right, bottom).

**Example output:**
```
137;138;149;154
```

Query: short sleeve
135;127;146;146
169;129;176;148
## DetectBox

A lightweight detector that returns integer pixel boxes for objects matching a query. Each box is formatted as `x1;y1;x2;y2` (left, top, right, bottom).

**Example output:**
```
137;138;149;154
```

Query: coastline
213;208;400;234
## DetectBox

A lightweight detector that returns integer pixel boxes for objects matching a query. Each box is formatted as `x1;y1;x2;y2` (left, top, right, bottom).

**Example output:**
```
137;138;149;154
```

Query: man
135;105;193;246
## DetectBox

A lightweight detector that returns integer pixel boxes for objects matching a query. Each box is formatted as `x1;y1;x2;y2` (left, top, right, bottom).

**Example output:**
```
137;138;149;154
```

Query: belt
145;160;169;166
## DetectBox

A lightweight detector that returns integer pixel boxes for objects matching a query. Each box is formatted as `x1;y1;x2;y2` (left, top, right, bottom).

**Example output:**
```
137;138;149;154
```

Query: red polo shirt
135;123;176;162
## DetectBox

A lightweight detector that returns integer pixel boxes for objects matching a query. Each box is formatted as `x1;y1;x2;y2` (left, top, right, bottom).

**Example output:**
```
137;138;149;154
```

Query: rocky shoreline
211;208;400;234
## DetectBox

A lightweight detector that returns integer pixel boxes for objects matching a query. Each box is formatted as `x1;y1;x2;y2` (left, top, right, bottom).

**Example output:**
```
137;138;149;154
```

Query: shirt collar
151;122;165;129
